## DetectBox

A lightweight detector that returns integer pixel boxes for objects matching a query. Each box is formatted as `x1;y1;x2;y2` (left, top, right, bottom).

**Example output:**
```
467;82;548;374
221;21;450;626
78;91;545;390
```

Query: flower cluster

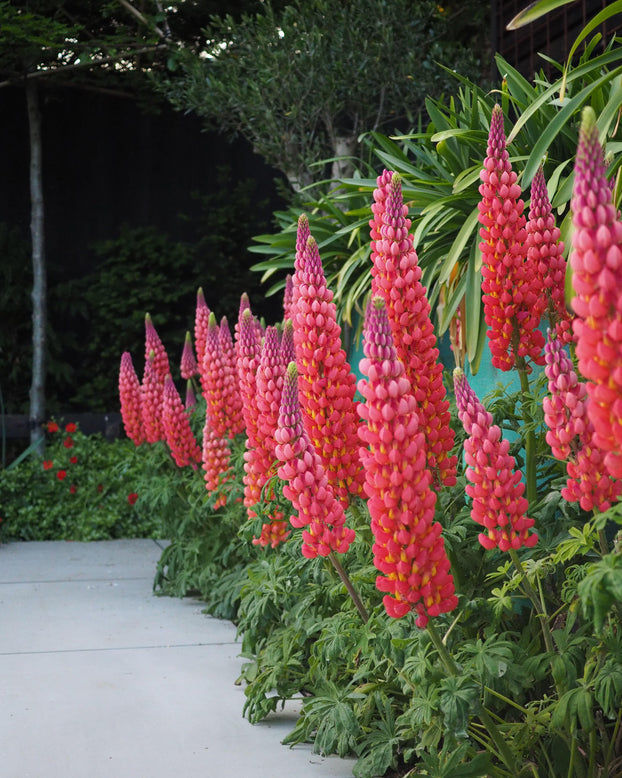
453;368;538;551
275;362;355;559
180;331;198;380
291;226;364;504
119;351;144;445
369;170;456;488
252;325;290;547
543;333;620;512
161;376;202;469
525;165;573;344
570;106;622;479
236;305;264;514
358;298;457;625
478;104;546;372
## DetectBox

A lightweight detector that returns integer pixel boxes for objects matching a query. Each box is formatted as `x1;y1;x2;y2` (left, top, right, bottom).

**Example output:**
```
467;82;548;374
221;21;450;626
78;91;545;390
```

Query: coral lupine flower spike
119;351;144;445
141;351;164;444
453;367;538;552
570;106;622;479
144;313;171;383
180;331;198;380
525;166;573;344
369;170;456;489
252;326;290;548
194;288;210;370
161;375;202;468
291;231;364;504
274;362;355;559
478;104;546;372
543;332;620;512
358;297;458;626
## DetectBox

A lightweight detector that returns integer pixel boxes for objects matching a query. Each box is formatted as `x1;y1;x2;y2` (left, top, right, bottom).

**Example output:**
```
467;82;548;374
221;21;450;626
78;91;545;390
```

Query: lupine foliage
110;94;622;777
6;11;622;777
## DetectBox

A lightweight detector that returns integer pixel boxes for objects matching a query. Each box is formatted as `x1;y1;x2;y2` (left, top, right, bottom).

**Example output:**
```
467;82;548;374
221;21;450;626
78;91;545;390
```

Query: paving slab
0;539;355;778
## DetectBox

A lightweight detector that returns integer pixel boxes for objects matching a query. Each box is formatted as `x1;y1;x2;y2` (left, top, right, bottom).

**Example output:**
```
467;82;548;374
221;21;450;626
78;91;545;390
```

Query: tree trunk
330;135;357;181
26;80;46;450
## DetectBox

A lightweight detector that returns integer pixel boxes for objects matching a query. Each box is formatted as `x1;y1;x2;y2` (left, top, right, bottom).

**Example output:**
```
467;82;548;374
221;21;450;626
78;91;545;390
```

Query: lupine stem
328;552;369;624
426;621;517;774
515;349;537;507
508;547;563;698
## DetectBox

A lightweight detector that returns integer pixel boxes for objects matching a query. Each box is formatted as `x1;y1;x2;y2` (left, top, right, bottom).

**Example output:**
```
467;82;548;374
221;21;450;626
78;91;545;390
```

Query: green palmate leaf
578;553;622;631
506;0;576;30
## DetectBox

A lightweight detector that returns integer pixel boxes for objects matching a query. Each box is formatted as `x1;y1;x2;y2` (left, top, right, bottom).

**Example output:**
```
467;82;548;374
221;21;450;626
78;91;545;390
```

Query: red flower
46;421;59;433
161;375;202;468
63;437;74;449
43;460;54;470
119;351;145;445
194;287;211;372
65;422;77;433
70;456;78;464
97;484;103;492
127;493;138;505
69;485;77;494
291;228;364;504
180;331;198;380
477;104;546;371
57;470;67;481
275;362;355;559
369;171;457;489
358;298;457;624
144;313;171;383
570;107;622;479
454;368;538;552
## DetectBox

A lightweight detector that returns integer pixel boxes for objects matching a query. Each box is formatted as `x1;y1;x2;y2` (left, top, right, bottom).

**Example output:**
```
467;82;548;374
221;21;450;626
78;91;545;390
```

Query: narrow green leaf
437;208;480;286
560;1;622;100
522;64;622;186
506;0;576;30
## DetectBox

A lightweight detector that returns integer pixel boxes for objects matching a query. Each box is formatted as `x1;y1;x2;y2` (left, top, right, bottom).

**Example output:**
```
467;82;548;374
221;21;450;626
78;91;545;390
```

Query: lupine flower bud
526;166;573;344
144;313;171;383
141;352;164;444
369;171;456;488
161;376;201;468
185;380;197;410
180;331;198;380
570;106;622;479
275;362;355;559
478;105;546;371
454;367;538;551
281;318;295;366
358;298;458;626
119;352;144;445
291;232;364;504
194;288;210;370
543;333;620;511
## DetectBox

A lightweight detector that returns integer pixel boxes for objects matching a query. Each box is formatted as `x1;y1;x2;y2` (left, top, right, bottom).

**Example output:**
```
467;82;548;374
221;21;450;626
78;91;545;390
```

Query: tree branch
0;45;165;89
117;0;166;40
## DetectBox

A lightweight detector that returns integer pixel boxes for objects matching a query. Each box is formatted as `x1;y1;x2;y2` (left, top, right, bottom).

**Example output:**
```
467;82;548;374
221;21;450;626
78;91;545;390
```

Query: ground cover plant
104;94;622;777
0;420;167;541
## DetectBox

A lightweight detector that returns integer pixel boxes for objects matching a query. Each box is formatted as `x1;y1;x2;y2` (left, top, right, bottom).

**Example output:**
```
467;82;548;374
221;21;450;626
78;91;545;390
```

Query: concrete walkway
0;539;355;778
